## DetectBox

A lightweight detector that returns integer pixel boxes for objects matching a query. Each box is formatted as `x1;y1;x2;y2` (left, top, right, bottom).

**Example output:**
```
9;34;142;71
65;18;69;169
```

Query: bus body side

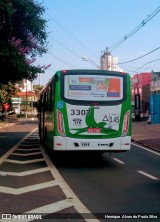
39;70;132;152
38;78;55;149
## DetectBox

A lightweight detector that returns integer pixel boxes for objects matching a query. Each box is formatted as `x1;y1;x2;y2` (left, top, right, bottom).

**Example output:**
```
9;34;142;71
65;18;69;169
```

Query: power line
122;60;160;74
48;36;100;69
49;35;82;59
48;52;76;69
47;13;98;58
109;5;160;51
130;58;160;75
119;46;160;64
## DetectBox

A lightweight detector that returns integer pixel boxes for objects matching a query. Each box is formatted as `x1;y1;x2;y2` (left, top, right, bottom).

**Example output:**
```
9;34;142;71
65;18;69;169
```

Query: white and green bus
38;70;131;153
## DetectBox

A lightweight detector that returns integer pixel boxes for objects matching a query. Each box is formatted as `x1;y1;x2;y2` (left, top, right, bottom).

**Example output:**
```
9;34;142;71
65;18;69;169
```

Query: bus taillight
62;70;67;74
56;143;62;146
122;111;130;136
57;110;65;135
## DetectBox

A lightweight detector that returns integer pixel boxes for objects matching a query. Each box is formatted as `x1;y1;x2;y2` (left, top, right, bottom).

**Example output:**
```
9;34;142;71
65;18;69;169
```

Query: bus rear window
64;74;123;102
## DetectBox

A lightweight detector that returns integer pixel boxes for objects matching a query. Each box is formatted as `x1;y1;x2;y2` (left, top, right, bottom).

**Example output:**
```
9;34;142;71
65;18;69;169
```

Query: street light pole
31;80;33;117
82;57;101;69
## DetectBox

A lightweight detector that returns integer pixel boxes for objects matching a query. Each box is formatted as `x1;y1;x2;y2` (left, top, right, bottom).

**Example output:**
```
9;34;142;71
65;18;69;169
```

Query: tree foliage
0;82;17;110
33;84;44;95
0;0;48;84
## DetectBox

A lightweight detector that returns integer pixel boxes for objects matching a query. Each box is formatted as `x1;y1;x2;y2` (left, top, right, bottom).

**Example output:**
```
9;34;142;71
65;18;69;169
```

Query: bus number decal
103;114;120;124
80;142;90;147
73;118;82;126
71;109;90;116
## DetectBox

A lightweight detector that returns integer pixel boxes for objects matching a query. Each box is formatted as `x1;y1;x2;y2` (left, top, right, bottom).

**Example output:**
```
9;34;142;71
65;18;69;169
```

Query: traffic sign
3;103;10;111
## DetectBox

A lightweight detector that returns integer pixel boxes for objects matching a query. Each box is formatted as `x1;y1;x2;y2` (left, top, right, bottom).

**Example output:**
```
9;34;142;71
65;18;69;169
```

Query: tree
34;84;44;95
0;0;48;84
0;82;17;111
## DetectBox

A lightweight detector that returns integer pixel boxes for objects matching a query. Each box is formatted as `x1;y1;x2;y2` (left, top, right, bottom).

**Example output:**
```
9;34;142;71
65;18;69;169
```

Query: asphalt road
51;145;160;220
0;121;160;221
0;121;97;222
0;120;38;157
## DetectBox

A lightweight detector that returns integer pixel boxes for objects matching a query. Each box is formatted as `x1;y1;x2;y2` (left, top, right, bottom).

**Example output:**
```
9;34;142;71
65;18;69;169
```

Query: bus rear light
62;70;67;73
56;143;62;146
121;143;129;146
122;111;130;136
57;111;65;135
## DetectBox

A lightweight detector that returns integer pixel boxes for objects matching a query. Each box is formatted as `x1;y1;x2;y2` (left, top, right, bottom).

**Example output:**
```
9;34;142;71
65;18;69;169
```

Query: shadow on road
48;151;118;169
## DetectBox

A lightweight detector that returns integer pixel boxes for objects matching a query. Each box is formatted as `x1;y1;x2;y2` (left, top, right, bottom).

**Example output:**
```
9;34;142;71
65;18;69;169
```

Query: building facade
150;71;160;93
100;48;123;72
131;72;152;117
12;80;35;114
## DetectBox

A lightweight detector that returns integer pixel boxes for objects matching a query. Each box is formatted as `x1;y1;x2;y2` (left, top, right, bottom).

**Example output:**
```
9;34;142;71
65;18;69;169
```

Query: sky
34;0;160;86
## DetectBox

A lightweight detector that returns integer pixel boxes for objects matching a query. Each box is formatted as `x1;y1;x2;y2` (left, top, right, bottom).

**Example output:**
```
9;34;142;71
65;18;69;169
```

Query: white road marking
4;158;44;164
19;144;39;147
11;199;77;222
137;171;159;180
27;199;73;214
0;128;38;165
113;158;125;165
11;152;41;156
132;142;160;156
16;148;40;151
0;181;58;194
0;167;50;176
0;130;99;222
41;146;100;222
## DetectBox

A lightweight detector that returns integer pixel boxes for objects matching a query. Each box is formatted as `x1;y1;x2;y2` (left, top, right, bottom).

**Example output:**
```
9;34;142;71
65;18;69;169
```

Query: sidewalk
132;120;160;152
0;121;16;129
0;117;37;129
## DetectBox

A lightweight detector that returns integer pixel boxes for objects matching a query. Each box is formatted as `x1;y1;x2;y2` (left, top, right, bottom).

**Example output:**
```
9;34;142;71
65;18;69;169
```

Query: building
11;98;22;114
131;72;152;117
12;80;35;114
18;79;33;92
150;71;160;93
100;48;123;72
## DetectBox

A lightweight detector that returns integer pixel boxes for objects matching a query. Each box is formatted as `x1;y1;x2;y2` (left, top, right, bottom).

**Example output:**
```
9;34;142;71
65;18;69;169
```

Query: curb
131;139;160;153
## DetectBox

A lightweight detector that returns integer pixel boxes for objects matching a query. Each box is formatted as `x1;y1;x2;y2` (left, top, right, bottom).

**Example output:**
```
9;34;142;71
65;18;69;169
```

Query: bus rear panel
39;70;131;152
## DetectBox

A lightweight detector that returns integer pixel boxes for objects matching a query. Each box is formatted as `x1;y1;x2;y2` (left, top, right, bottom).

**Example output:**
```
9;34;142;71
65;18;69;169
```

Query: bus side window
47;89;50;112
46;86;51;112
51;81;54;111
43;92;47;112
49;83;53;111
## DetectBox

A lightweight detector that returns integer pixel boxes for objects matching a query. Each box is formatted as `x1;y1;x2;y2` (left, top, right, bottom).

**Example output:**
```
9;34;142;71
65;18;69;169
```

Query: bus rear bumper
53;136;131;151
